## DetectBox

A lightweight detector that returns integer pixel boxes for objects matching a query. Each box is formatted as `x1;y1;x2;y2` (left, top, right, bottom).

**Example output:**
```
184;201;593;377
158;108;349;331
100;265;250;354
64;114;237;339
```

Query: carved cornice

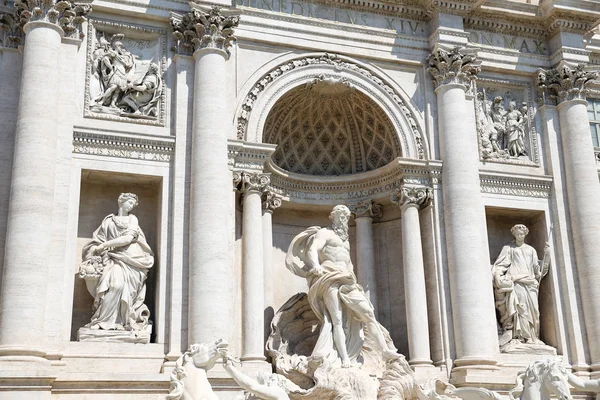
262;189;282;212
464;16;547;40
0;9;22;48
390;186;433;208
72;131;174;162
170;5;239;56
15;0;91;39
228;140;276;172
427;45;480;90
233;171;270;193
424;0;478;16
536;63;599;105
479;173;552;198
545;11;600;36
349;200;383;219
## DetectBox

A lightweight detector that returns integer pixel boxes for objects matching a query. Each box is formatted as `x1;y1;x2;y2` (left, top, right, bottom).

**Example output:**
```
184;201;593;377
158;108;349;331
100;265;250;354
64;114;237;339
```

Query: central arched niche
263;78;401;176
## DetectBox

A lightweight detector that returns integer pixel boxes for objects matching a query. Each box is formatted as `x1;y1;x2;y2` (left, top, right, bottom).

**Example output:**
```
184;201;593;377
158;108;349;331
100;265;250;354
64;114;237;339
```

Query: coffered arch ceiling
263;80;401;176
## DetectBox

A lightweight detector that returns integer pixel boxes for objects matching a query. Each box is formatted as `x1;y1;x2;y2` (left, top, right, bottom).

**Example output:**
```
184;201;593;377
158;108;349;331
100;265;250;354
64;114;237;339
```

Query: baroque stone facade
1;0;600;398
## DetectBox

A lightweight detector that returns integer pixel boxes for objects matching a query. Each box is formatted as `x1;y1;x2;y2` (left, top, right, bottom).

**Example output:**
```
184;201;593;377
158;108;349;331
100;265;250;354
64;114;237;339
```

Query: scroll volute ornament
427;46;481;90
15;0;91;39
537;63;599;105
170;5;240;55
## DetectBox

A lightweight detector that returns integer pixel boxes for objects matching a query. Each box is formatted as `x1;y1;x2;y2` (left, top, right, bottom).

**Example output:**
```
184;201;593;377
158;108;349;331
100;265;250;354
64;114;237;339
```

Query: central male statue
285;205;398;367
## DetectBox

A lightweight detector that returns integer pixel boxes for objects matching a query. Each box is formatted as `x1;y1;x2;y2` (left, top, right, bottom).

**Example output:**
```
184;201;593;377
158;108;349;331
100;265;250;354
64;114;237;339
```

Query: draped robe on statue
285;226;388;365
82;214;154;331
491;242;545;341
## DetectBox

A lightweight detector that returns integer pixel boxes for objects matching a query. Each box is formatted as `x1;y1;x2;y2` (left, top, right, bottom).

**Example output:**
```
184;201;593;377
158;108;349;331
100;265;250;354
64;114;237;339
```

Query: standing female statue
79;193;154;339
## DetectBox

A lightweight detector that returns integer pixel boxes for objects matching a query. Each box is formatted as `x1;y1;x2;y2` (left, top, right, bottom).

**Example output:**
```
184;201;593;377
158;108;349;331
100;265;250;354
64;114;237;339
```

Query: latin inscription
467;31;548;55
236;0;428;36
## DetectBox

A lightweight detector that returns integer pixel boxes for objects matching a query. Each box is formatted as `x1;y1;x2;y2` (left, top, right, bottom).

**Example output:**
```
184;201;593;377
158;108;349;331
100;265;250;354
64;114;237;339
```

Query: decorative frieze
72;131;174;162
390;186;433;208
536;64;599;105
427;46;481;90
170;5;240;56
349;200;382;219
233;171;271;194
15;0;91;39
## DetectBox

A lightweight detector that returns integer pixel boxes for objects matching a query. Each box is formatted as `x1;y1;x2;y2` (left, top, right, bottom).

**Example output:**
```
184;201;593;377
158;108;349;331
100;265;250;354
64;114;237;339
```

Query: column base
0;350;55;400
411;363;446;382
450;357;500;387
240;353;267;362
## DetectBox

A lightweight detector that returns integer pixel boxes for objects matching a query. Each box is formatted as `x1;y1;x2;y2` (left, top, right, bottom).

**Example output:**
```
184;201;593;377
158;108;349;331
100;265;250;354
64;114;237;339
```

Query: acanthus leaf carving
536;63;599;105
233;171;270;193
15;0;91;39
390;186;433;208
349;199;382;219
170;5;239;56
427;46;481;90
0;9;23;48
262;188;282;212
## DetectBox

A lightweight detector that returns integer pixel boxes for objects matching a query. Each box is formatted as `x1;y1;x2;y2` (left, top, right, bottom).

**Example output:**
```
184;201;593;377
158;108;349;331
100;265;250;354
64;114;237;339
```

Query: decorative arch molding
234;52;429;160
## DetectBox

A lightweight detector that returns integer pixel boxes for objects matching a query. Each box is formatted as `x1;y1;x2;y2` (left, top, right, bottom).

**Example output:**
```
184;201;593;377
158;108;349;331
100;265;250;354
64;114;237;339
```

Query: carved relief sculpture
78;193;154;343
88;31;164;120
475;88;532;162
491;224;555;354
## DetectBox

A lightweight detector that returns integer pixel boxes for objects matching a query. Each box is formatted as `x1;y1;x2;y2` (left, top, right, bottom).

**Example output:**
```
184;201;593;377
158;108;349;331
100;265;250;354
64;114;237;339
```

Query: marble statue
167;339;229;400
285;204;399;367
90;33;163;118
78;193;154;343
508;359;572;400
476;89;530;161
491;224;554;354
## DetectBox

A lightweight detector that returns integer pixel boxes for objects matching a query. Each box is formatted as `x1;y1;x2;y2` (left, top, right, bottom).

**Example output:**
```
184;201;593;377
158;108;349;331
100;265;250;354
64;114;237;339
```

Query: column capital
391;186;433;209
170;5;239;56
427;45;480;90
536;63;599;105
233;171;270;194
15;0;91;39
262;189;282;212
349;200;382;220
0;9;22;48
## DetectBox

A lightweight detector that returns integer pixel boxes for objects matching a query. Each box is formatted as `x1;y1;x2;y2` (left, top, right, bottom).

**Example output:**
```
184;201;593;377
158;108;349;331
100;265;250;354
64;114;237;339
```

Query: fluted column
391;187;433;368
234;172;269;361
427;46;499;369
0;0;90;362
351;200;381;311
538;64;600;375
262;190;281;310
171;5;240;345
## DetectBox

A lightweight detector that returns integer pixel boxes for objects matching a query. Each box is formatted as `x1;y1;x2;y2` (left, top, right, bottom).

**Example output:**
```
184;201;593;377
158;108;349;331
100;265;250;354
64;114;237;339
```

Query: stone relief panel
85;20;167;126
475;79;539;165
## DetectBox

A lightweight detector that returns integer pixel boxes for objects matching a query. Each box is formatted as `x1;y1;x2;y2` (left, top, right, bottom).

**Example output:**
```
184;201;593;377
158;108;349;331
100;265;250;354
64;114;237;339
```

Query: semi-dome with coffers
263;79;401;176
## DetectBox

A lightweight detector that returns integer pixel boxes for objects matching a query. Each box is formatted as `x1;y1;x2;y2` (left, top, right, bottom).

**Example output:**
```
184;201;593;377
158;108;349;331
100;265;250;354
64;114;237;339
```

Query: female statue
79;193;154;334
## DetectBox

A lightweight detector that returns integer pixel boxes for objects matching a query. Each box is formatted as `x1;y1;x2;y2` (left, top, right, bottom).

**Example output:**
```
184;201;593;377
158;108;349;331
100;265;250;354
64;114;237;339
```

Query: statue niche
475;87;533;163
88;32;164;120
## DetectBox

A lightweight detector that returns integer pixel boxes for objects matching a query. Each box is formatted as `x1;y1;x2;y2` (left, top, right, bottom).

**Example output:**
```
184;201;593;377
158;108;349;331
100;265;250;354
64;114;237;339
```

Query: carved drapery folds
427;46;481;90
536;64;599;105
170;5;239;56
350;200;382;220
233;171;270;194
391;186;433;208
15;0;91;39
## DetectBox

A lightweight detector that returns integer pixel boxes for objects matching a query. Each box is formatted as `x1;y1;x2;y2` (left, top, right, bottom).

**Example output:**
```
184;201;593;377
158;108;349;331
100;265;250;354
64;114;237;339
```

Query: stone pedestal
428;47;499;373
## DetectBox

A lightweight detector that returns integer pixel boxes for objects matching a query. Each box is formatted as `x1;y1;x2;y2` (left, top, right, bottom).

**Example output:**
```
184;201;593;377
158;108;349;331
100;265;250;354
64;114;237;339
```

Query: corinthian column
0;0;90;363
351;200;381;311
171;6;240;346
427;46;499;370
391;187;433;369
538;64;600;375
234;172;269;361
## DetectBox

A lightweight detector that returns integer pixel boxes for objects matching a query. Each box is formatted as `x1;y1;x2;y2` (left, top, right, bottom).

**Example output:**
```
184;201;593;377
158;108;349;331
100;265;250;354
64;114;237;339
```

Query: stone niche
70;170;162;342
485;207;558;351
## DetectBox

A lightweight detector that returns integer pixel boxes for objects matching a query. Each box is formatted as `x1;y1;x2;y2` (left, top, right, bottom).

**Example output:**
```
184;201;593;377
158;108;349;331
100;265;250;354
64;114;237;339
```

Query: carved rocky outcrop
15;0;91;39
536;63;599;105
427;46;481;90
170;5;239;55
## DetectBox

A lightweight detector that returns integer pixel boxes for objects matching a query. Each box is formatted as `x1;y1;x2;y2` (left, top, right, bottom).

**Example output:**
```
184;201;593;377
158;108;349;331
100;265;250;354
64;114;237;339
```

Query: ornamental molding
84;19;168;127
424;0;478;16
349;200;383;219
233;171;270;193
545;11;600;36
536;63;599;105
15;0;91;39
464;16;547;40
262;189;282;211
390;186;433;208
427;45;480;91
480;173;552;198
235;52;428;160
228;140;276;172
170;5;240;56
73;131;174;162
474;76;540;166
